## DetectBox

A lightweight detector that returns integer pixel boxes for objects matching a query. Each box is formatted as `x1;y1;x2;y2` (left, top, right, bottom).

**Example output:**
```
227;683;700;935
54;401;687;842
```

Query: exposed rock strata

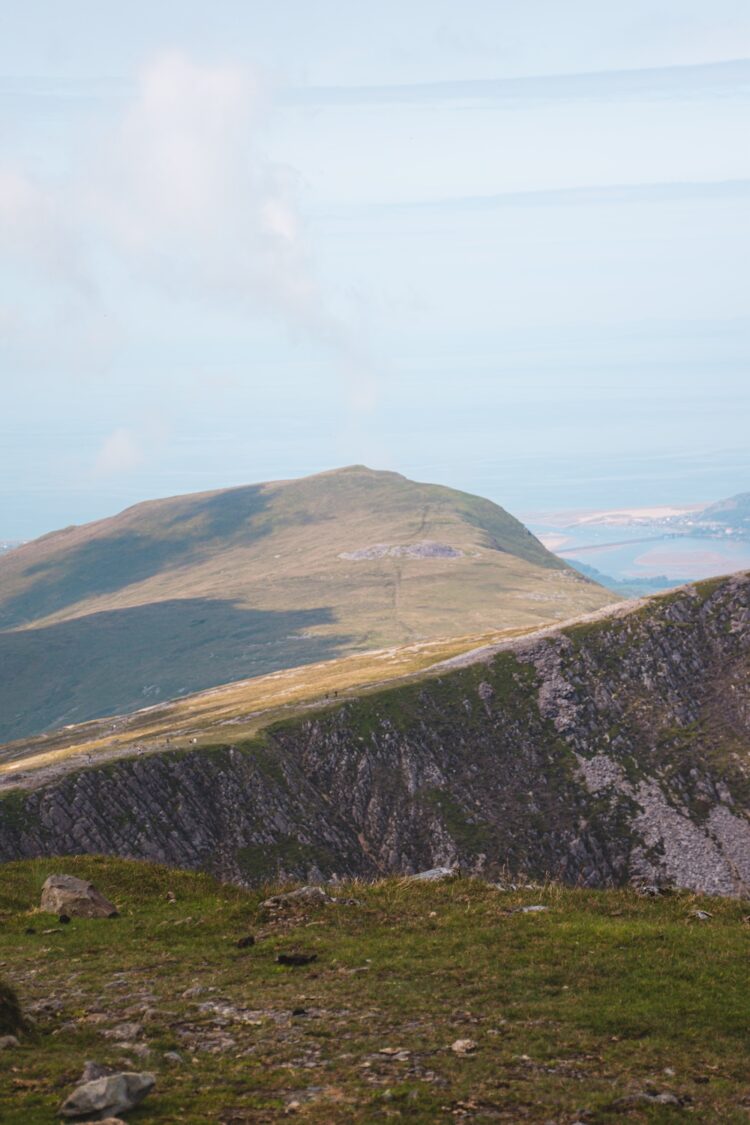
0;574;748;895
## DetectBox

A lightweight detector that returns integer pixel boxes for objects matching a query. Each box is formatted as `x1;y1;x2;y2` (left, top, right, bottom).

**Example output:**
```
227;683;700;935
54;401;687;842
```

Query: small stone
102;1022;144;1041
0;1034;20;1049
690;910;713;921
80;1061;116;1083
163;1051;184;1065
654;1093;682;1105
127;1043;152;1059
638;884;670;898
28;998;63;1016
516;905;549;914
76;1119;127;1125
451;1038;477;1056
58;1071;155;1118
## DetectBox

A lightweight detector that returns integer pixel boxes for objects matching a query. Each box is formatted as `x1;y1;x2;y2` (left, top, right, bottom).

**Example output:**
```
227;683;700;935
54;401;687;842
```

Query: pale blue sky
1;2;749;537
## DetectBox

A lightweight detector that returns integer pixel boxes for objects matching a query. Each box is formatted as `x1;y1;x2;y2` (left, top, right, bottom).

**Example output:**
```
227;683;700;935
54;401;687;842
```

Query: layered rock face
1;574;748;894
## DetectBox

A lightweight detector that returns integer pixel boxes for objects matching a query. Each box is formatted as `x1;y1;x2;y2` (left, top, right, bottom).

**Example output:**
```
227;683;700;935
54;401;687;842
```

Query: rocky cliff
1;574;749;894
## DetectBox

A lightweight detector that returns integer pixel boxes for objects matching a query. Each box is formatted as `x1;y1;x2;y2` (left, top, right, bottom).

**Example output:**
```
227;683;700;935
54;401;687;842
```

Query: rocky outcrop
1;574;748;894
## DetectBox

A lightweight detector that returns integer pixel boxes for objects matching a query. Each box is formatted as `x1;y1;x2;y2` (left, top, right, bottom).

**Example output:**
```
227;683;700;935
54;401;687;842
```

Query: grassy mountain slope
2;574;748;897
1;857;748;1123
0;466;610;743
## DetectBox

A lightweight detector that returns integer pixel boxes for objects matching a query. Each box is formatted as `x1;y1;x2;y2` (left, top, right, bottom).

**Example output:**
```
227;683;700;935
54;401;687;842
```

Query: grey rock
405;866;458;883
339;541;463;561
515;905;549;914
125;1043;151;1059
28;997;63;1016
262;886;331;908
80;1062;116;1083
59;1071;155;1118
163;1050;184;1065
40;874;117;919
0;1034;20;1048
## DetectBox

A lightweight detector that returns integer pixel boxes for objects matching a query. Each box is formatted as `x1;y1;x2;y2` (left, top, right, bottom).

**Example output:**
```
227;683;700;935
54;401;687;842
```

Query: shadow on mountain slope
0;486;274;628
0;597;349;744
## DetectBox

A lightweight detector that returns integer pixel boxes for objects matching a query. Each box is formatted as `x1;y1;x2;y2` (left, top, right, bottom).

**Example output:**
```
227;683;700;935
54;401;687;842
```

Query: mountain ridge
1;571;748;896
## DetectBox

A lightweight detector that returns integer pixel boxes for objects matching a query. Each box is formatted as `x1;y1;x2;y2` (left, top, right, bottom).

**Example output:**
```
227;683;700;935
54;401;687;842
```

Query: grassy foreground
0;858;748;1123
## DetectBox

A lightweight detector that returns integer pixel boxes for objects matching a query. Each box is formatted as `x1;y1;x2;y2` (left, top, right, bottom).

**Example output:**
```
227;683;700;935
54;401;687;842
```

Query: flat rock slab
59;1071;155;1118
40;874;118;919
404;866;458;882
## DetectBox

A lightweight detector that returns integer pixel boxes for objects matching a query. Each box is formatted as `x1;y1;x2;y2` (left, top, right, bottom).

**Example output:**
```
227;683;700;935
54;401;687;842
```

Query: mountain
2;572;748;896
0;466;610;744
694;491;750;532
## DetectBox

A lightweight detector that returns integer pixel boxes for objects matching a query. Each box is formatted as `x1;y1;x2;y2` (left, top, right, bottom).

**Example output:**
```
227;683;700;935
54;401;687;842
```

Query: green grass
0;856;748;1122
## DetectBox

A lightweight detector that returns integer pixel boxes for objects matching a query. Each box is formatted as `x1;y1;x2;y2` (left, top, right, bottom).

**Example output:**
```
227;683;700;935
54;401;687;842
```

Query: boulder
102;1022;143;1042
40;875;118;919
59;1071;155;1119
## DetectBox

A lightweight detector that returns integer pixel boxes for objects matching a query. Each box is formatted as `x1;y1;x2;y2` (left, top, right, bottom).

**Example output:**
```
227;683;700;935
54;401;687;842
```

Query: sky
1;1;749;538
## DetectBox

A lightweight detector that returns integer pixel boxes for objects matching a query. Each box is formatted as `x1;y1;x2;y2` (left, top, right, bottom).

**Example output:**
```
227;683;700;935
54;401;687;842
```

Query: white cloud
0;50;378;411
88;51;339;337
93;428;146;476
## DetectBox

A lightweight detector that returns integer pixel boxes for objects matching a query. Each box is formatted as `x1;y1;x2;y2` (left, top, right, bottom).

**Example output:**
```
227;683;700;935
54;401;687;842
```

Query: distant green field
0;466;612;744
0;857;748;1123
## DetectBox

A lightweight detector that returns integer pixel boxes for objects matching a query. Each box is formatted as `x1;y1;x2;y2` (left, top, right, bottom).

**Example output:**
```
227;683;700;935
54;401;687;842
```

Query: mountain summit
0;466;611;742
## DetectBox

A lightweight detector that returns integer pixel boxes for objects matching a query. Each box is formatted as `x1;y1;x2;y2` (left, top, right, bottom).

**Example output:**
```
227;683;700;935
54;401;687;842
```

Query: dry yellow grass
0;623;535;779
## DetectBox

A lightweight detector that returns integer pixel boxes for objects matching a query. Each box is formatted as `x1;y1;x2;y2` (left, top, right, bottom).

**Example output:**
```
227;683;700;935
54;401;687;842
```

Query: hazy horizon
2;2;749;539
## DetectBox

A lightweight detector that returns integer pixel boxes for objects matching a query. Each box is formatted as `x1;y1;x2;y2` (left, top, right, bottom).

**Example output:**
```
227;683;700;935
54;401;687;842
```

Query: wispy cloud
344;178;750;216
0;51;379;412
282;57;750;107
